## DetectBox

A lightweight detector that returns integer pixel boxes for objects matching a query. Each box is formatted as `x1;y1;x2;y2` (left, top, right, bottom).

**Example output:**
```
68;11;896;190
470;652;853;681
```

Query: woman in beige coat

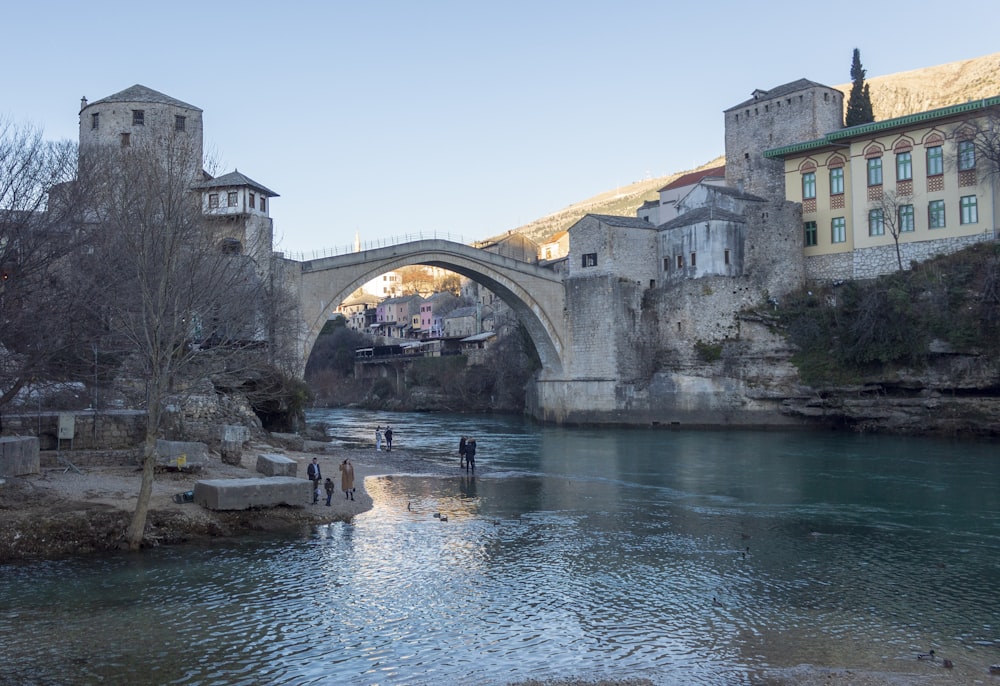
339;459;356;500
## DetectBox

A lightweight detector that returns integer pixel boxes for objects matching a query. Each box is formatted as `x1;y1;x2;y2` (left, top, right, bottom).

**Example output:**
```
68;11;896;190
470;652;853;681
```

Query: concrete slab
193;477;308;511
256;453;298;477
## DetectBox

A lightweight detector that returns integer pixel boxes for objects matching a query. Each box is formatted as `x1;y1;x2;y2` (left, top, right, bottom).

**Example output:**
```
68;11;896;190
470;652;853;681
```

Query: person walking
340;459;356;501
375;426;383;452
384;426;393;452
324;478;335;506
458;436;467;469
464;438;477;473
307;458;322;503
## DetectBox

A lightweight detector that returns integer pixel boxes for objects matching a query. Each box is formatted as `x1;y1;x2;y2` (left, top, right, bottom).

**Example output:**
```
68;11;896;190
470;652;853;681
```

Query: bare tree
0;118;89;410
78;138;269;549
968;105;1000;182
872;188;914;272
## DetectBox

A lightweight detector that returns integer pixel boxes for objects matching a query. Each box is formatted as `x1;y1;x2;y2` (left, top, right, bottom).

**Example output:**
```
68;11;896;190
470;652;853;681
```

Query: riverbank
0;441;431;562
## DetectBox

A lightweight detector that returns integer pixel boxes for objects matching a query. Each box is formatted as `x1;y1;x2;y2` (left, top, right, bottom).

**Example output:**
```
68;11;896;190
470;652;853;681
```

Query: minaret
354;230;361;252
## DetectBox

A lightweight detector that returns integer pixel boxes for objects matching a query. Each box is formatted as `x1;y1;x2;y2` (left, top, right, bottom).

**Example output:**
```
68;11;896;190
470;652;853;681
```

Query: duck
917;649;935;661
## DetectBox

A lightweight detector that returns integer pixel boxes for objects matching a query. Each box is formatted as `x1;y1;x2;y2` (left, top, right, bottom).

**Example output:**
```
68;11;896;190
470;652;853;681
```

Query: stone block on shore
193;477;308;510
256;453;298;477
155;440;209;470
0;436;40;477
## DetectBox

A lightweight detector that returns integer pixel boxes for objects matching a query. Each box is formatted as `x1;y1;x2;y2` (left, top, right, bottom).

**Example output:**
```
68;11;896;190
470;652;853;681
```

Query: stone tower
724;79;843;201
78;84;204;185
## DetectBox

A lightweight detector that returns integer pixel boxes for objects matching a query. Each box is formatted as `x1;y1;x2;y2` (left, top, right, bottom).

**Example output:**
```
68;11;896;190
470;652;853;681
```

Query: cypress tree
846;48;875;126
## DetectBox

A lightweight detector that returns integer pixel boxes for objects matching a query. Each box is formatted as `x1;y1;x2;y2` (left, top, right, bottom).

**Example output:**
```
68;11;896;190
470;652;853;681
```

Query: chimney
80;96;88;110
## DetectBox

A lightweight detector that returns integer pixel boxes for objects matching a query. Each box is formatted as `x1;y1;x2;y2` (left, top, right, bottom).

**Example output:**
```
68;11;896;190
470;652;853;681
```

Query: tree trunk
125;429;158;550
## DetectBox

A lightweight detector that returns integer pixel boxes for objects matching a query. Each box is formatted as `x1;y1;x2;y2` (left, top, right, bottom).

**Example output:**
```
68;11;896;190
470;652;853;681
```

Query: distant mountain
500;52;1000;247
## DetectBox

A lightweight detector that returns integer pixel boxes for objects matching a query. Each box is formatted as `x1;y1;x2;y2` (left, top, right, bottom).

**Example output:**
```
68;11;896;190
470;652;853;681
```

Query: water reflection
2;411;999;685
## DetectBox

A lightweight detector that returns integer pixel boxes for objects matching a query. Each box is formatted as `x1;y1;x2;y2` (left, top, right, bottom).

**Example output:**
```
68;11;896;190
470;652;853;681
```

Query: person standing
384;426;393;452
340;459;356;501
464;438;476;473
324;478;335;506
458;436;467;469
307;458;321;503
375;426;383;452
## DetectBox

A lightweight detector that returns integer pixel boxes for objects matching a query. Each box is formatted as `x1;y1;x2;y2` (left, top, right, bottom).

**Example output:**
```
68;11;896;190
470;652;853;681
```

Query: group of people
458;436;477;472
374;425;393;452
307;457;355;505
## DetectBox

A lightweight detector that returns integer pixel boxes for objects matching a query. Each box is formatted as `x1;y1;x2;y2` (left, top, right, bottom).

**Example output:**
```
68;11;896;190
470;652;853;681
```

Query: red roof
658;165;726;192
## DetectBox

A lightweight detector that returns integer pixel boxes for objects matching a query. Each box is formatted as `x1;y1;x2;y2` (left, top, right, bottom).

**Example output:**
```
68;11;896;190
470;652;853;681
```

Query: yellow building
765;96;1000;281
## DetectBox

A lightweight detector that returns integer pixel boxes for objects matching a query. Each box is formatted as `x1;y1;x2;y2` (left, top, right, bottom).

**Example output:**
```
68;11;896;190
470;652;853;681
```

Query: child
324;478;335;506
313;479;322;505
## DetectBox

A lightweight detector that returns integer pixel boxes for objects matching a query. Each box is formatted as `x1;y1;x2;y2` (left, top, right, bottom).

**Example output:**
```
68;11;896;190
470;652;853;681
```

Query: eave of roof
193;170;279;197
764;95;1000;159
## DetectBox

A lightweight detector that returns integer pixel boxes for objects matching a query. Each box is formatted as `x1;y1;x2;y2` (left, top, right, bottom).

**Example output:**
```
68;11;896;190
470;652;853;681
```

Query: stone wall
806;231;995;282
1;410;146;450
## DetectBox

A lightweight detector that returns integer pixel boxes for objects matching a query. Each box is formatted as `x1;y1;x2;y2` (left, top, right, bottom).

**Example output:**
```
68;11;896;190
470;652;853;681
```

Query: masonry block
0;436;40;477
256;453;298;477
155;439;209;470
193;477;308;510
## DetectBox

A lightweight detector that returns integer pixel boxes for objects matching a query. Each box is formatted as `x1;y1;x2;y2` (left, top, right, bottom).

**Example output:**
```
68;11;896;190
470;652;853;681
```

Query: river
2;409;999;685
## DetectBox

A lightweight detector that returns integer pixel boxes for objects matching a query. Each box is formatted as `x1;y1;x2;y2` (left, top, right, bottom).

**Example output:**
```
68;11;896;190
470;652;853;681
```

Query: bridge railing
279;231;467;262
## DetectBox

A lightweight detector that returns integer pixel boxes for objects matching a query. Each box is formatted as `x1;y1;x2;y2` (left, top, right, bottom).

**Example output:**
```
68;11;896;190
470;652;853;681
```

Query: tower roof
193;170;279;197
83;85;201;112
725;79;834;112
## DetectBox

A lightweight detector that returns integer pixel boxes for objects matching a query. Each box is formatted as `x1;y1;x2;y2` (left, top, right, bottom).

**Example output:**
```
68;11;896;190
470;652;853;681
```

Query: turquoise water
2;410;999;685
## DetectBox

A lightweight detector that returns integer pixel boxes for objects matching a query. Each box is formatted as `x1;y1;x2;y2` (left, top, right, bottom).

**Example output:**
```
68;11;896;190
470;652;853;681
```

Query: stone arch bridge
288;239;567;379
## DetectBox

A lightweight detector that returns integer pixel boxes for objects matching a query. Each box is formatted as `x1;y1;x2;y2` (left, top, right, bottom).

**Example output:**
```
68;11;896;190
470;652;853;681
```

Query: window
690;252;697;267
260;197;266;212
249;192;256;209
227;191;238;207
899;204;914;232
928;200;946;228
868;209;884;236
960;195;978;224
175;115;186;132
581;253;597;268
802;172;816;199
927;146;943;176
804;221;817;246
724;249;730;265
958;140;976;171
208;193;219;208
831;217;846;243
91;112;99;130
120;132;130;147
829;167;844;195
896;151;912;181
663;258;669;271
676;255;684;269
132;109;144;126
867;157;882;186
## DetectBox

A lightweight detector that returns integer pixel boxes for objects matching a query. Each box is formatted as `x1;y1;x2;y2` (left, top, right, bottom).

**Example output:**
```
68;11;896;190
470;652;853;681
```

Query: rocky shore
0;441;432;562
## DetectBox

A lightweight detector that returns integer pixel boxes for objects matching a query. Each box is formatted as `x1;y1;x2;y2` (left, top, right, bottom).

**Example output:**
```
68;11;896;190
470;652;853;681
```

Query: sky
3;1;998;258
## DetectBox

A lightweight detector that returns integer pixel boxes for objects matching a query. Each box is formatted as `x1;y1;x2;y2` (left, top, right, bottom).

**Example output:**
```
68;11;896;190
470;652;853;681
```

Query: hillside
500;52;1000;247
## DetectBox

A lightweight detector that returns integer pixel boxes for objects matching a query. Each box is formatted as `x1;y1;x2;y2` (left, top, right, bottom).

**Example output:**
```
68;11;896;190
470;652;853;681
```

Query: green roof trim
764;95;1000;159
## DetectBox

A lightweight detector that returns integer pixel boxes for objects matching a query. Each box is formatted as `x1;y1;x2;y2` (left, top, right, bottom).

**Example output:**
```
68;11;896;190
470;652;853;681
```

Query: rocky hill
499;52;1000;247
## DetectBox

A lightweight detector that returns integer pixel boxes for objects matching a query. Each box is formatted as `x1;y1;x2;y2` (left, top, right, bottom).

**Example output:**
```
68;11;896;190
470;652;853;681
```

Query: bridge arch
294;239;566;376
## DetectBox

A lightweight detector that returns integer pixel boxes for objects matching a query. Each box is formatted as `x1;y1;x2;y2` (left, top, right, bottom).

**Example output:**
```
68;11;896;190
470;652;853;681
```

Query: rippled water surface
3;410;1000;685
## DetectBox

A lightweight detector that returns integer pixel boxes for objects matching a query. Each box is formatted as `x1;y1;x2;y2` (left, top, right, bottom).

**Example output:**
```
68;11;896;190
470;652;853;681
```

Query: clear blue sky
3;0;998;256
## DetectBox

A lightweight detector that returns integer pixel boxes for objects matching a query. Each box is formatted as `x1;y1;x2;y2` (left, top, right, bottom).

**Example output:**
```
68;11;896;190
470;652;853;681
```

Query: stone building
78;85;276;271
723;79;845;200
